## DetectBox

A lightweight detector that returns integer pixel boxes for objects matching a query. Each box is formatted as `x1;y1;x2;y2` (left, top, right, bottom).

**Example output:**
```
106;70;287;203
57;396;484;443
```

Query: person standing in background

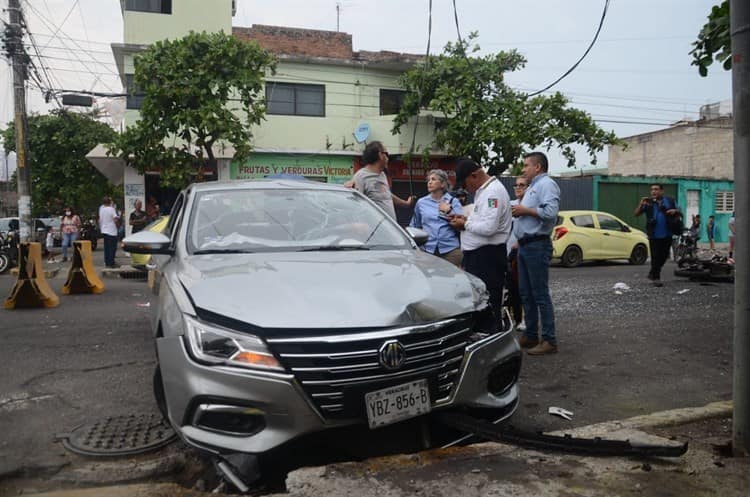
60;206;81;262
707;215;715;251
729;212;736;258
129;199;149;234
99;196;120;268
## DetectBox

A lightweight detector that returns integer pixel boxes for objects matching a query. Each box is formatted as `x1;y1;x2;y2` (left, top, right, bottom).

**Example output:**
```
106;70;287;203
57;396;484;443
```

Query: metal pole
731;0;750;456
8;0;31;242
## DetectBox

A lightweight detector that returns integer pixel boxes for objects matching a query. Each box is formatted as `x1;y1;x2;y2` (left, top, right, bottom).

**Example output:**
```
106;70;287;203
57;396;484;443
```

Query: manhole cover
62;413;177;456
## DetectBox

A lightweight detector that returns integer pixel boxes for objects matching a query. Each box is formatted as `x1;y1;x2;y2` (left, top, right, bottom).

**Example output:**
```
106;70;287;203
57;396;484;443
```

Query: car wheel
629;244;648;265
561;246;583;267
153;365;168;421
0;252;9;274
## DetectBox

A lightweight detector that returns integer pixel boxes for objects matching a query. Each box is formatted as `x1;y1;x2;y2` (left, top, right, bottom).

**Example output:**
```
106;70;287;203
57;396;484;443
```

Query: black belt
518;234;549;246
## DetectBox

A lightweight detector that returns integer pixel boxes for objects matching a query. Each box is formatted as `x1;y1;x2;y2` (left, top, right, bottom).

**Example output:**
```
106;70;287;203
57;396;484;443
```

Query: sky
0;0;733;174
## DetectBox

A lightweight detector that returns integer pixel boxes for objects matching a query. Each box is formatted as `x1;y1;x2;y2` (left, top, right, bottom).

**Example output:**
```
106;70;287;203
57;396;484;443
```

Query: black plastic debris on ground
61;413;176;457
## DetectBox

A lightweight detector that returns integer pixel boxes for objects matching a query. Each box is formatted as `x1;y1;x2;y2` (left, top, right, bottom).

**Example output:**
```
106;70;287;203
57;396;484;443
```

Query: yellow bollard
62;240;105;295
4;242;60;309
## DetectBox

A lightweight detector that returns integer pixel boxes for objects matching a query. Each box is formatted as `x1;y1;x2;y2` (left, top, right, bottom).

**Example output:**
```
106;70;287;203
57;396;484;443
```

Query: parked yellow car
131;216;169;269
552;210;649;267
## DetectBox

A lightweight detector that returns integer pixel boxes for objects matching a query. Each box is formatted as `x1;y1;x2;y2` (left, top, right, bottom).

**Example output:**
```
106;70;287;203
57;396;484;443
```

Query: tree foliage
109;31;277;188
2;109;118;216
392;34;620;174
690;1;731;76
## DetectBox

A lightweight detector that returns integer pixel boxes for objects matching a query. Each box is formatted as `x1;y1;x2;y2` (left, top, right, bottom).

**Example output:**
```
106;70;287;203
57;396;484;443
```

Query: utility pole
731;0;750;457
336;2;341;32
7;0;31;242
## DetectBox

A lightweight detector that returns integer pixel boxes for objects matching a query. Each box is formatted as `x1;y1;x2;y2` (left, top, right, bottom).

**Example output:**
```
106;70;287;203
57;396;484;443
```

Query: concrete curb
20;400;735;497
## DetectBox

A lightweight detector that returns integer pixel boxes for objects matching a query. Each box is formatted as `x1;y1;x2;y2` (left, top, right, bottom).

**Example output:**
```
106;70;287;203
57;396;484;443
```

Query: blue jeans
103;234;118;267
61;231;78;260
518;239;556;345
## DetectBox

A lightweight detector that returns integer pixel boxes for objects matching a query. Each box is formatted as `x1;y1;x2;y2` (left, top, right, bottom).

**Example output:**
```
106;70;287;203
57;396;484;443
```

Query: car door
150;193;185;295
568;213;601;258
596;213;631;259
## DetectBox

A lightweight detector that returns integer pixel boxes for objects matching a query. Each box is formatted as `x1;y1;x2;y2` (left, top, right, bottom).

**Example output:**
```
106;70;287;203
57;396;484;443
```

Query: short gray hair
427;169;450;192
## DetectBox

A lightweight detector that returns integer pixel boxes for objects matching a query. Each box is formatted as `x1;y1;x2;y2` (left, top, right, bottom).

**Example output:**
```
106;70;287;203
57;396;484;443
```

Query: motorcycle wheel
0;252;9;274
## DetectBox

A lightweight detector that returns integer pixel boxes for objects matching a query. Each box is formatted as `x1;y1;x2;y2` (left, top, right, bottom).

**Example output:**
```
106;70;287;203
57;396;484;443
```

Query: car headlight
184;315;284;371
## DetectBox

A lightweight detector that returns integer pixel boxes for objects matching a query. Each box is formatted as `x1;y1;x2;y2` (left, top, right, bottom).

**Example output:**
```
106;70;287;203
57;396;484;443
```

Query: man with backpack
634;183;682;287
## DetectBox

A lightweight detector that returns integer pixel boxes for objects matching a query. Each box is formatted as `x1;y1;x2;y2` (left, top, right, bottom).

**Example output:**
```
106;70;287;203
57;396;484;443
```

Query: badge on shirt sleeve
488;198;498;208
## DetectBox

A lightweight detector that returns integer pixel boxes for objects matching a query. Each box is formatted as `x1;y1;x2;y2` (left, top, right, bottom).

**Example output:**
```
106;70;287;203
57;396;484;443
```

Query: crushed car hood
176;250;481;329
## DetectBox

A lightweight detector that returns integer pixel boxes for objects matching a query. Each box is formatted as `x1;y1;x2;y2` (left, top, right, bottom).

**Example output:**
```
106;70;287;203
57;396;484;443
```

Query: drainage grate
61;413;177;457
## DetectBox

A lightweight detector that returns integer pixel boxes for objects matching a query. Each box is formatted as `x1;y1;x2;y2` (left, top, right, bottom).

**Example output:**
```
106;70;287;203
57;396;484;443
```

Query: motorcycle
673;228;734;282
0;230;19;274
79;217;99;250
672;228;698;262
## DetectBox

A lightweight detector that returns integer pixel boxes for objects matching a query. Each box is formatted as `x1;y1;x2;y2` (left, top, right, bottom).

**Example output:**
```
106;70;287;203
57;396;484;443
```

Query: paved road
0;256;734;487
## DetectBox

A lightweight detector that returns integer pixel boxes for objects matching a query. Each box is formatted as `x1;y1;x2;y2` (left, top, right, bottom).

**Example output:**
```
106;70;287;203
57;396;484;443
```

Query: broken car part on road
436;412;689;458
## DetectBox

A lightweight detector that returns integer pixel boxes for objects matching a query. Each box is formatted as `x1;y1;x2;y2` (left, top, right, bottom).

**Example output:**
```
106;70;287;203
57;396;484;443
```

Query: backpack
660;197;683;236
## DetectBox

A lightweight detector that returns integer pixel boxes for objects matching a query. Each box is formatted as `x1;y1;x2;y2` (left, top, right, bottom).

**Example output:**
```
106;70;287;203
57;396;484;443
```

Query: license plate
364;379;431;429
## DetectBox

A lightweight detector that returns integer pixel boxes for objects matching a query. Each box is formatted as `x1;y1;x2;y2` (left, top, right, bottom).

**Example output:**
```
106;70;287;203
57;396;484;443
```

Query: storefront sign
353;157;458;185
230;154;354;184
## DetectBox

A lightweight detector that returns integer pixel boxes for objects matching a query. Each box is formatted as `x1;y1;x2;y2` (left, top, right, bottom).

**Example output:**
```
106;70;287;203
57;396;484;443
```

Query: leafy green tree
109;31;277;188
393;34;620;174
691;1;731;76
1;109;118;217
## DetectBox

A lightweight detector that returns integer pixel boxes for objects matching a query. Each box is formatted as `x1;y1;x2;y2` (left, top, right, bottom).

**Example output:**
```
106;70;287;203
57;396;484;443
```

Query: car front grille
266;316;474;421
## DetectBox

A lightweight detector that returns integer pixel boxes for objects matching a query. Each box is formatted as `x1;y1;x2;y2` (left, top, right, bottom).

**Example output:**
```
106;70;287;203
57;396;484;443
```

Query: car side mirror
123;231;174;255
622;225;631;232
405;227;429;246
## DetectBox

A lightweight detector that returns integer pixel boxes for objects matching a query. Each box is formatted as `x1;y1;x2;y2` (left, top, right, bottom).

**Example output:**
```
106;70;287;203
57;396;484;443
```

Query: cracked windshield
189;188;410;253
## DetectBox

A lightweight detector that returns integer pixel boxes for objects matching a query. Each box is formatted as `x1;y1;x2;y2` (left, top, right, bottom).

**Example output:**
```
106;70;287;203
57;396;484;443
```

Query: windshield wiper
193;249;256;254
297;245;370;252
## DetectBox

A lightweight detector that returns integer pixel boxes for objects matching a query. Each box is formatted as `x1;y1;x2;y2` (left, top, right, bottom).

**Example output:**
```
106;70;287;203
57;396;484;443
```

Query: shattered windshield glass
188;188;410;253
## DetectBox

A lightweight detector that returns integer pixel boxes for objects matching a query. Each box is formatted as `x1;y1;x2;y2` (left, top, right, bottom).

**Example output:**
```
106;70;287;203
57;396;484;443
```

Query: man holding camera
634;183;681;287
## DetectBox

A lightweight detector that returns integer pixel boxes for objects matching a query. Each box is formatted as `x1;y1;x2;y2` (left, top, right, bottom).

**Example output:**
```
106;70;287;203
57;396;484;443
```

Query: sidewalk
17;401;749;497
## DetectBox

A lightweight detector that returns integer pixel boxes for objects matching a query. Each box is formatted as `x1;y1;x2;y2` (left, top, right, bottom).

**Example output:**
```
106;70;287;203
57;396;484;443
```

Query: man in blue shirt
511;152;560;356
634;183;680;287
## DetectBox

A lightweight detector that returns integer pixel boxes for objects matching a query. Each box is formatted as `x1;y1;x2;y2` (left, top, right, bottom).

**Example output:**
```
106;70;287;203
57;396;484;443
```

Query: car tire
561;246;583;267
0;252;10;274
153;365;169;421
629;244;648;265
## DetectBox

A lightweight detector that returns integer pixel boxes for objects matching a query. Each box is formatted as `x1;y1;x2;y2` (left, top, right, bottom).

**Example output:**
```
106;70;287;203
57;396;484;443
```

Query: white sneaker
516;321;526;332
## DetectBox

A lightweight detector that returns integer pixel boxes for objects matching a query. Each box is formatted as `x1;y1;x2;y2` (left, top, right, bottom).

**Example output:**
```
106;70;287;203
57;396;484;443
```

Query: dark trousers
103;234;118;267
462;243;507;328
648;237;672;280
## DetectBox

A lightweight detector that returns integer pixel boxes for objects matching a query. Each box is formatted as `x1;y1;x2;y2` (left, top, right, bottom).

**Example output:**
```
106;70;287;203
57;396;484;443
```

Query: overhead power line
527;0;610;97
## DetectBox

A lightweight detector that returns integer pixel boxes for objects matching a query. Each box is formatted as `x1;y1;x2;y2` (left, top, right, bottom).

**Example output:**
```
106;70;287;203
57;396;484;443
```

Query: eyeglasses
514;184;527;188
381;150;390;157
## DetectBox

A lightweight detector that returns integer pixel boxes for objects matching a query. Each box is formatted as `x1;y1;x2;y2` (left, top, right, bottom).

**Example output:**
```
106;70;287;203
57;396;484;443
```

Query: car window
167;194;185;243
597;214;624;231
555;216;563;226
143;216;169;233
0;218;14;232
187;188;411;253
571;214;595;228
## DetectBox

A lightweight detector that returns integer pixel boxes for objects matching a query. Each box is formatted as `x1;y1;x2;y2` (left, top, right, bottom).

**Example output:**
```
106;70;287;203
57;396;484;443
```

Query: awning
86;144;125;185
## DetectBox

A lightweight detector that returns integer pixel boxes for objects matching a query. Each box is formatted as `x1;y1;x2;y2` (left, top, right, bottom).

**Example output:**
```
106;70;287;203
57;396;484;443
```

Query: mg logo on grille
378;340;406;370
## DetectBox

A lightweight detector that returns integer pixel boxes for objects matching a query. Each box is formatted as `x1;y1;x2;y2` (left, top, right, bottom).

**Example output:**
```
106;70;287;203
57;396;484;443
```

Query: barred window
715;191;734;213
124;0;172;14
125;74;145;110
266;83;325;117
